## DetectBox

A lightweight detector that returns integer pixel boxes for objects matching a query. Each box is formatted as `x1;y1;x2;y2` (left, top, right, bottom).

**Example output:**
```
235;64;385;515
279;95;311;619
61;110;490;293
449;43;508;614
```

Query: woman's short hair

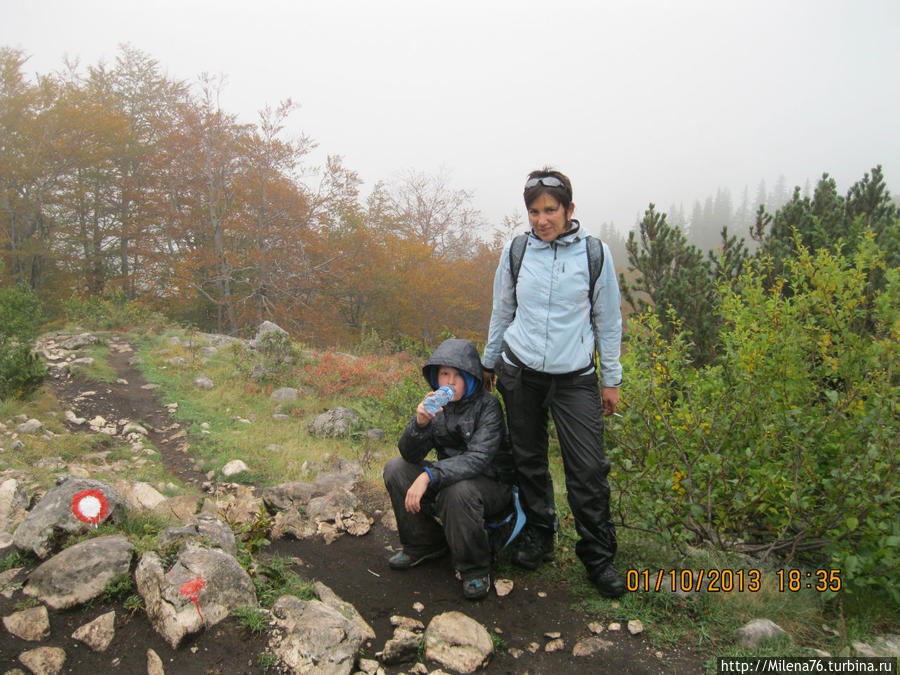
523;167;573;211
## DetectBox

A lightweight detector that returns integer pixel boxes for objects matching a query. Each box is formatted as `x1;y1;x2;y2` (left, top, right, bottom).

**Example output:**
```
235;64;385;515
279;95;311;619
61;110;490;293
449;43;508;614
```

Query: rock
24;535;133;609
270;387;300;403
424;611;493;674
608;622;622;631
736;618;789;649
10;439;25;453
270;595;364;674
545;637;565;652
0;478;29;533
412;601;424;613
357;657;384;675
313;581;375;640
121;422;148;436
390;615;425;632
71;610;116;652
13;477;126;558
573;636;613;656
249;321;290;350
194;375;214;390
207;486;263;527
588;621;604;634
135;545;257;648
307;407;360;438
381;627;421;665
854;634;900;658
16;419;43;435
158;514;237;556
628;619;644;635
146;648;166;675
64;410;86;426
121;481;167;510
166;356;187;367
0;532;16;560
221;460;249;477
307;490;358;522
3;605;50;641
154;495;202;522
249;364;270;381
61;333;98;349
262;482;318;511
17;646;66;675
270;507;316;540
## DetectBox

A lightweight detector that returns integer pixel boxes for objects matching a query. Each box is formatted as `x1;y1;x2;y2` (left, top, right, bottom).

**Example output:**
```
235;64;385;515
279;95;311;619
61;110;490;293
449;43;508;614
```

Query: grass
251;555;315;608
69;342;118;382
232;606;269;635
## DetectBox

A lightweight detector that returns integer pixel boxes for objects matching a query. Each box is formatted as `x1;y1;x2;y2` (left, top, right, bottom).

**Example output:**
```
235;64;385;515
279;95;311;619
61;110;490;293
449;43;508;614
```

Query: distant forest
2;45;897;352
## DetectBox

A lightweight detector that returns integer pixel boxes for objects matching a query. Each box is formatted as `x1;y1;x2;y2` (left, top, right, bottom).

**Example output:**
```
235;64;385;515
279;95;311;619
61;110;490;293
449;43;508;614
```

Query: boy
383;338;515;600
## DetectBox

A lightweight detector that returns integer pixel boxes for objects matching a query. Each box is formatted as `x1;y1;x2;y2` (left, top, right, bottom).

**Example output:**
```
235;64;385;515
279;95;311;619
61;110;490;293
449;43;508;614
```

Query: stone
307;489;358;522
61;333;98;349
608;622;622;631
121;481;167;510
158;514;237;556
121;422;148;436
167;357;187;367
628;619;644;634
573;636;613;656
270;387;299;403
64;410;86;426
365;428;386;443
194;375;214;390
249;321;290;350
13;476;127;558
588;621;604;634
381;627;421;665
3;605;50;641
16;419;43;435
545;638;565;652
307;407;360;438
154;495;202;522
24;535;133;609
270;595;364;674
0;478;29;533
314;581;375;641
390;615;424;632
135;545;257;648
18;646;66;675
424;611;493;674
854;635;900;658
221;460;249;476
736;618;789;648
71;610;116;652
262;481;318;511
146;648;166;675
271;508;316;540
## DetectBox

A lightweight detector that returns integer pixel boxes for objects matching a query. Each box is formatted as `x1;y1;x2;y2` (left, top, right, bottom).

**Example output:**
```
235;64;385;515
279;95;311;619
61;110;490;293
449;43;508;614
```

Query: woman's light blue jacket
482;223;623;387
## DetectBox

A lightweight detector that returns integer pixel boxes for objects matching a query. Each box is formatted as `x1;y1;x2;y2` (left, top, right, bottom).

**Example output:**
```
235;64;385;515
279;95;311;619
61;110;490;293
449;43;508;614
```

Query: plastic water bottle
423;385;455;414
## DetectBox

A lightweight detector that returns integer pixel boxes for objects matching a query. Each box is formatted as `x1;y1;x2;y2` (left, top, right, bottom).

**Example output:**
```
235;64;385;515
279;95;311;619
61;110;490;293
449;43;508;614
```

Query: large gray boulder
262;481;319;512
313;581;375;641
269;595;364;675
307;408;360;438
24;534;133;609
13;476;126;558
424;611;493;674
135;544;257;648
736;618;789;648
249;321;290;350
61;333;99;349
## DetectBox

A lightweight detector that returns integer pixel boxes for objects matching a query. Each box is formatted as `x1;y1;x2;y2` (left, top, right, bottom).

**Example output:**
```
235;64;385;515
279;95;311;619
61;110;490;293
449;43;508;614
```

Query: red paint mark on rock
71;489;110;526
180;576;206;620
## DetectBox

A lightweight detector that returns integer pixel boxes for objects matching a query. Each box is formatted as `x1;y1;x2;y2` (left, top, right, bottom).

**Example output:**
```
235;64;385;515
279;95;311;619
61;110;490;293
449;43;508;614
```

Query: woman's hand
404;471;431;513
602;387;620;416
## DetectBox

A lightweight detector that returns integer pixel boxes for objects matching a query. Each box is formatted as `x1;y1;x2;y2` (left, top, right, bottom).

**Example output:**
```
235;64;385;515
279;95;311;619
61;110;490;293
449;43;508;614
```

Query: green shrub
609;234;899;599
0;284;47;400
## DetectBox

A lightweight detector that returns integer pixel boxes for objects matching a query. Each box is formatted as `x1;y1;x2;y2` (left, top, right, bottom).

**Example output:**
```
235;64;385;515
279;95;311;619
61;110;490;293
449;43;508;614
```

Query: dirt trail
23;339;705;674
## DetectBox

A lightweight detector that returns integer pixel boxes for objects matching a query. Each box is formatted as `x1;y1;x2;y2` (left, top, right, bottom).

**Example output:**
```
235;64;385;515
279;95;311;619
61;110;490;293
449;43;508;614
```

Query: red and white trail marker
71;489;110;527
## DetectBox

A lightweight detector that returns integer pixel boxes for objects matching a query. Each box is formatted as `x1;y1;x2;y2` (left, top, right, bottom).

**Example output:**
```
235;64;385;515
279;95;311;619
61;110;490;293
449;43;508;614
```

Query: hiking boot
512;525;554;570
462;573;491;600
590;563;626;598
388;546;448;570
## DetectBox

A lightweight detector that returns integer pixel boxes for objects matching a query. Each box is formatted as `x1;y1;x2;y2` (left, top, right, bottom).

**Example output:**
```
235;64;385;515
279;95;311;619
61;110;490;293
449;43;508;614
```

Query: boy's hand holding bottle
416;385;454;426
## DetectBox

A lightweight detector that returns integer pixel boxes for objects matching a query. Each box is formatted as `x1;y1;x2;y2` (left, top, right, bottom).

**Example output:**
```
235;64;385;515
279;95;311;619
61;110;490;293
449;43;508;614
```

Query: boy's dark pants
496;360;617;575
383;457;511;577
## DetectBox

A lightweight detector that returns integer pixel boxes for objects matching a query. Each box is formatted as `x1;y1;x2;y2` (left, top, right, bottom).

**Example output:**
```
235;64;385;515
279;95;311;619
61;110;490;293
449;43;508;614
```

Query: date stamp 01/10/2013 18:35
626;568;844;594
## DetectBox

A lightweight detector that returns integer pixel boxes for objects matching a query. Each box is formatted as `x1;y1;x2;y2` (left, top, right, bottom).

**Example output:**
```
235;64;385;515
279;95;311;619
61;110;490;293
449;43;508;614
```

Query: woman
482;168;625;598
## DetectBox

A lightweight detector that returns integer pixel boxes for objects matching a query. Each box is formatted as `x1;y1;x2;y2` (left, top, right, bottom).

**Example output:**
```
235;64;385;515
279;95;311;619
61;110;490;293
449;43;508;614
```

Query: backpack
508;232;605;315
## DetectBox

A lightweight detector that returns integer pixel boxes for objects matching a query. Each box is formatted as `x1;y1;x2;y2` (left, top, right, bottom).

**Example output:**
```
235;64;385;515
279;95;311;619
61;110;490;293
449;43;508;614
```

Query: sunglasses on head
524;176;566;190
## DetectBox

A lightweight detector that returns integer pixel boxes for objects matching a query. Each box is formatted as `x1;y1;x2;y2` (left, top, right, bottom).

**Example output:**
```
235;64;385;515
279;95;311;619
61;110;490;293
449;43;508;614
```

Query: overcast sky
4;0;899;237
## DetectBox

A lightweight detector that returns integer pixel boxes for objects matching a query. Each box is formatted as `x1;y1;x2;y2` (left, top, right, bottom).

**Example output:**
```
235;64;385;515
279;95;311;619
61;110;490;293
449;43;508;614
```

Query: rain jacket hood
423;338;482;399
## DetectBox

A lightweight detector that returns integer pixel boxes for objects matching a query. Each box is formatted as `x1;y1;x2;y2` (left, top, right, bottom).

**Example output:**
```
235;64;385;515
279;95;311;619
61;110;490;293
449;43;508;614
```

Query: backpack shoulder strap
508;234;529;304
585;235;605;317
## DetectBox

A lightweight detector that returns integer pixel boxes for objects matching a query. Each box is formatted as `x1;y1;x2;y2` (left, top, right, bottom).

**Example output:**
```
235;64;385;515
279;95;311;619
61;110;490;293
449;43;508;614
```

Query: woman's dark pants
496;360;617;575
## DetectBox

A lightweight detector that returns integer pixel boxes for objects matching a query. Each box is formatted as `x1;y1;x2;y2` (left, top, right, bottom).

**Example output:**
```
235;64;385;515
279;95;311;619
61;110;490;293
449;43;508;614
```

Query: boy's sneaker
590;563;626;598
512;525;554;570
462;574;491;600
388;546;448;570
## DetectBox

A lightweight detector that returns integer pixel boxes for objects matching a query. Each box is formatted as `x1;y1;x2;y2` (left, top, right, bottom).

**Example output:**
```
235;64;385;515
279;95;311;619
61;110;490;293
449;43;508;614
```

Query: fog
3;0;898;236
